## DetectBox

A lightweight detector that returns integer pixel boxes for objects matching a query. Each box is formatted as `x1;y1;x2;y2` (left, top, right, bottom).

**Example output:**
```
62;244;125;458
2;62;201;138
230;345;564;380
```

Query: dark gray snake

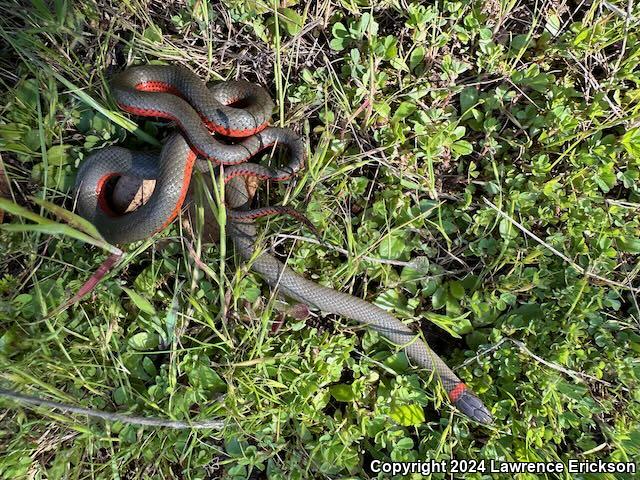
73;65;493;424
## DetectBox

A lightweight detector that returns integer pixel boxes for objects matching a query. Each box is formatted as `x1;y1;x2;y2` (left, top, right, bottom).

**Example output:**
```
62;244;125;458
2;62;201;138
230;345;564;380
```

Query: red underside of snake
124;81;268;137
73;64;493;425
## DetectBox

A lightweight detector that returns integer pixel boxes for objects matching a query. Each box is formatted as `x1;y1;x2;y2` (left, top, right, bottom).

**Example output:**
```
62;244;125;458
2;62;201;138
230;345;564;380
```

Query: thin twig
605;198;640;209
456;338;509;369
602;0;637;21
0;388;225;430
275;233;429;269
456;338;621;389
508;339;613;386
482;197;640;293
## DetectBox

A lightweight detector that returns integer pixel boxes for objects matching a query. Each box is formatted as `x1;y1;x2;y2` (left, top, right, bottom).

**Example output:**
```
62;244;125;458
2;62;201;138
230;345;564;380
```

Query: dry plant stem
508;339;613;387
275;233;426;268
457;338;618;389
482;197;640;293
56;251;122;313
0;153;10;223
0;388;225;430
602;0;637;21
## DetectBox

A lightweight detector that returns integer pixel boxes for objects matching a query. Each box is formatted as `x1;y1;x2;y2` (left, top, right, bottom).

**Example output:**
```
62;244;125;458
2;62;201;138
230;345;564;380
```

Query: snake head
449;383;493;424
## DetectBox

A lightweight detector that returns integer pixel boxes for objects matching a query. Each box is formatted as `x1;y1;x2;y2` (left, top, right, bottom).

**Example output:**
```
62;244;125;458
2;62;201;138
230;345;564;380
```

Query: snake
73;64;493;424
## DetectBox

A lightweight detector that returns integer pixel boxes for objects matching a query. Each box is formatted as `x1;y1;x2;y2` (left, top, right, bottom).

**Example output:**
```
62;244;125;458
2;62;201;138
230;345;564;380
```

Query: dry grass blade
0;388;224;430
483;197;640;293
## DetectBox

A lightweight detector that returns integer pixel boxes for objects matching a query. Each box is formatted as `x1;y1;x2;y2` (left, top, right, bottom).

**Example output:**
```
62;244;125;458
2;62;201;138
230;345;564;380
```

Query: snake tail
73;65;493;425
228;222;493;424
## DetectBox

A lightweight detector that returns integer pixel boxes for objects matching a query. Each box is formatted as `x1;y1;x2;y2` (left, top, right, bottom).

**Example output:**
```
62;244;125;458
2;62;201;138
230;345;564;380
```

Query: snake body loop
74;65;493;424
75;134;195;244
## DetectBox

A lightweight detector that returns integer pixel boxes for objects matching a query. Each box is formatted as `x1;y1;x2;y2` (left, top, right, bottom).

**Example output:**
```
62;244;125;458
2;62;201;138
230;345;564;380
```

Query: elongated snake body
74;65;492;424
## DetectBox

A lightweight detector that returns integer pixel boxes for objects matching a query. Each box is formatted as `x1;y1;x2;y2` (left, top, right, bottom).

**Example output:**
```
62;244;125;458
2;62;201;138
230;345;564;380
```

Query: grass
1;0;640;478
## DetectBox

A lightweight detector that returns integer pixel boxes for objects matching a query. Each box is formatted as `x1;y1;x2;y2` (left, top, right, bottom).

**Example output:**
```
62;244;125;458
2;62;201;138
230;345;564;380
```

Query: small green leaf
0;329;17;355
122;286;156;315
164;282;182;344
460;87;478;114
330;22;348;51
432;286;447;310
15;78;39;110
392;101;416;122
573;29;590;46
545;13;561;36
128;332;159;351
384;352;409;374
390;56;409;71
46;145;71;166
619;237;640;253
449;281;465;300
409;46;425;72
396;437;414;450
375;289;411;317
188;364;227;393
278;8;304;36
621;128;640;160
378;231;406;259
451;140;473;156
329;384;355;402
331;21;348;39
113;387;128;405
452;126;466;140
390;401;425;426
142;24;163;43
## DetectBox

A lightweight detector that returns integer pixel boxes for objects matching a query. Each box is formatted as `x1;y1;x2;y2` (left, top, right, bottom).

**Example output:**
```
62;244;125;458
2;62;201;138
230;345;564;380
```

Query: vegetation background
1;0;640;478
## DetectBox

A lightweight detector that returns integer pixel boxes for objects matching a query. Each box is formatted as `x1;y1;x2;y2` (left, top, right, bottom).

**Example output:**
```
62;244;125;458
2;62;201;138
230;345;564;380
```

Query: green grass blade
48;68;160;147
0;197;53;224
30;196;104;240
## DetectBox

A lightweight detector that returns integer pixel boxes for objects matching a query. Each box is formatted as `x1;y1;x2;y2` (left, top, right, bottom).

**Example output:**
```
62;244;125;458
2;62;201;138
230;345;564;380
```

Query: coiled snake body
74;65;492;424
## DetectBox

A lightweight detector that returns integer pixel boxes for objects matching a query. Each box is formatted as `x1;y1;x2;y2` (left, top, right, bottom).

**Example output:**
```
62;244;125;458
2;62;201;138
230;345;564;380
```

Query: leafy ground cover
1;0;640;478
